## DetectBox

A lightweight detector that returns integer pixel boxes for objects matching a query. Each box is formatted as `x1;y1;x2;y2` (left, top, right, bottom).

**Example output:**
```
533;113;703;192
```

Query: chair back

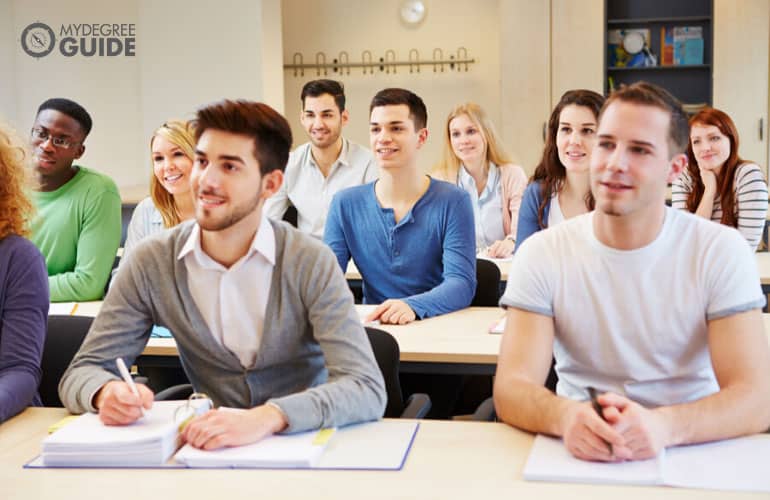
471;258;501;306
365;327;405;418
282;205;298;228
40;315;93;407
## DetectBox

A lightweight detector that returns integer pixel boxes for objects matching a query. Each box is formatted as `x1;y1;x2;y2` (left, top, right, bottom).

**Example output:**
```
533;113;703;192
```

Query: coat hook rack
284;48;475;77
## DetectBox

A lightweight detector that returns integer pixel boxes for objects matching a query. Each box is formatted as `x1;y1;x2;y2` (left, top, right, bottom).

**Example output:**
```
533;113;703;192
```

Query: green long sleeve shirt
31;166;121;302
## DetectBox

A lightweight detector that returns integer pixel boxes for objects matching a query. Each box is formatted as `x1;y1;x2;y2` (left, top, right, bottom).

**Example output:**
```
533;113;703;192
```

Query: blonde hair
0;121;35;239
149;119;196;228
432;102;512;181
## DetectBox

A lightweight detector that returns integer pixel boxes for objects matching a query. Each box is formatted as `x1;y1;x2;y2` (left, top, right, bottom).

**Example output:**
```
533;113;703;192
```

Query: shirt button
395;251;400;256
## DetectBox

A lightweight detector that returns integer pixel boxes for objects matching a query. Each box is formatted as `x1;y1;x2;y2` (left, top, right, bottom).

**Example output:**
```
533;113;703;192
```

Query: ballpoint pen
116;357;146;417
587;386;612;456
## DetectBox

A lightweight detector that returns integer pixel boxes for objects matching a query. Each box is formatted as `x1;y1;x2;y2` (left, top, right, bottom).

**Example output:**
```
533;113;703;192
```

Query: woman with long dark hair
515;90;605;250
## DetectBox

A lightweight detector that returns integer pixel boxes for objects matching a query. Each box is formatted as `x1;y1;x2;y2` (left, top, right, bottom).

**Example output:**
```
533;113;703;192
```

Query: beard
195;187;262;232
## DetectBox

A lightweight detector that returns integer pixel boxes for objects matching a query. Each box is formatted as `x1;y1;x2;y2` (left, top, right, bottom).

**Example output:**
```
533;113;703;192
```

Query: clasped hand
562;392;669;462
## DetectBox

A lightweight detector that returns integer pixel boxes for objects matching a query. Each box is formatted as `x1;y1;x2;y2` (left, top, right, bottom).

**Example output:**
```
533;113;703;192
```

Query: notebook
41;401;190;466
175;424;334;468
524;434;770;493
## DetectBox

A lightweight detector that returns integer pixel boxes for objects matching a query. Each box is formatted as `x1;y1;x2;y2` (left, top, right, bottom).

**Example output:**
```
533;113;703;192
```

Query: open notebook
33;404;418;470
524;434;770;493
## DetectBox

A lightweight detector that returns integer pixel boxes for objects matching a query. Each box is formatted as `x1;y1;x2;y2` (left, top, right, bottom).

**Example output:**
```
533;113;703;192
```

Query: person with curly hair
0;121;49;423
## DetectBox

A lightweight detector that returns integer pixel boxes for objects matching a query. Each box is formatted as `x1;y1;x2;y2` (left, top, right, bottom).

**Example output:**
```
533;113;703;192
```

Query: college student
324;88;476;325
121;120;197;261
494;82;770;462
29;98;121;301
264;79;377;238
432;102;527;258
0;122;48;423
516;90;605;249
671;107;768;251
60;99;386;449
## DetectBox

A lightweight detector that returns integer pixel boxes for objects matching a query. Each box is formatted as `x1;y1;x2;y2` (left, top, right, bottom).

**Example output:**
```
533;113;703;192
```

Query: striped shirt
672;163;768;251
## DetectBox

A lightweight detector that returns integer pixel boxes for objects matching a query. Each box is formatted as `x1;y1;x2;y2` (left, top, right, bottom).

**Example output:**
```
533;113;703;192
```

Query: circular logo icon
21;22;56;58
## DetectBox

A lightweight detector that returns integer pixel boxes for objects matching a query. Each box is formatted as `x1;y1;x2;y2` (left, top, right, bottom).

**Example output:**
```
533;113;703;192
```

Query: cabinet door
551;0;604;107
713;0;769;174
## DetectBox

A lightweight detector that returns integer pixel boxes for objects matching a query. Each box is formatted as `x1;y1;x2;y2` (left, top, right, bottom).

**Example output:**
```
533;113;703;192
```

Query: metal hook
408;48;420;73
457;46;469;72
433;48;444;72
361;50;373;75
338;51;350;75
315;52;327;76
292;52;304;77
385;49;396;74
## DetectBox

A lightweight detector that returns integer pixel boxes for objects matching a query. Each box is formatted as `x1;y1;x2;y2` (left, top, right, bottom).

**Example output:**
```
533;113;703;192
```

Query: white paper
523;435;663;486
48;302;76;315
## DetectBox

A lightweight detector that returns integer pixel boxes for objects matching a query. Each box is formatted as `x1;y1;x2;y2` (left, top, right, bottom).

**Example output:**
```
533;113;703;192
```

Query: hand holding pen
560;387;628;462
94;357;154;426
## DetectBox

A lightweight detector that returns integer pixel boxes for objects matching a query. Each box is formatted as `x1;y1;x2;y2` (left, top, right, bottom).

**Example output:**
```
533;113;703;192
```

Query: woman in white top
671;108;768;251
432;103;527;258
123;120;196;258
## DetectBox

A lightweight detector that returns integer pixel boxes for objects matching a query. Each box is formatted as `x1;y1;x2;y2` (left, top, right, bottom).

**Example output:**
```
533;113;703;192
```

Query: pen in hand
116;357;146;417
587;386;613;456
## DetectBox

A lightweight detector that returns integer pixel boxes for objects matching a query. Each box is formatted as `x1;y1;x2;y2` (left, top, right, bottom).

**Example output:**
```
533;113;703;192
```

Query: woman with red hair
0;121;48;422
672;108;768;251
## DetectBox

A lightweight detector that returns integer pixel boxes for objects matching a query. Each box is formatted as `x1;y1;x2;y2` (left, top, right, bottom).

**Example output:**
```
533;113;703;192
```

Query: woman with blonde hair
0;121;48;422
672;107;768;251
122;120;196;258
432;103;527;258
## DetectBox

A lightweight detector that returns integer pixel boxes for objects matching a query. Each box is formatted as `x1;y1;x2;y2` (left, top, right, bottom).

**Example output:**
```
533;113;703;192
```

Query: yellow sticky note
312;428;336;445
48;415;79;434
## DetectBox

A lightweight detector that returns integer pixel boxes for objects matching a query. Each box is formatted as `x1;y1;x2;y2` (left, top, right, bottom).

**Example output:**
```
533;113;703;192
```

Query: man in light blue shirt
324;88;476;325
265;79;377;238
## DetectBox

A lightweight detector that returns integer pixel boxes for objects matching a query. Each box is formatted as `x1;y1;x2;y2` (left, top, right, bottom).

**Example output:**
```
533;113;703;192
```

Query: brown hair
532;89;604;229
194;99;292;176
149;120;196;228
0;122;35;239
684;108;748;228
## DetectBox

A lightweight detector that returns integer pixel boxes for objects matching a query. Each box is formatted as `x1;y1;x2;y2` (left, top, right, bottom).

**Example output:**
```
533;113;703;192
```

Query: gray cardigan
60;219;386;432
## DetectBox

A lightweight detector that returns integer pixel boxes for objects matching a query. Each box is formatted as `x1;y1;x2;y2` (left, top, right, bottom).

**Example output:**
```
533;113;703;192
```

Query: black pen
587;386;613;456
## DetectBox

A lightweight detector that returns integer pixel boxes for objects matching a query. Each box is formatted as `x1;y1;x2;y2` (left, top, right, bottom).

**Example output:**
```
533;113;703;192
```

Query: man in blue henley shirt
324;88;476;325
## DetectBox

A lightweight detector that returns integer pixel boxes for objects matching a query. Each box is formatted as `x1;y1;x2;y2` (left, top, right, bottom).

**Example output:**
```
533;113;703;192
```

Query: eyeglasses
30;127;81;149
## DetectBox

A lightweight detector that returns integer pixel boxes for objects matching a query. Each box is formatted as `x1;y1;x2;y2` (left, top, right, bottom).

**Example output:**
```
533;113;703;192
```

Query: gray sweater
59;219;386;432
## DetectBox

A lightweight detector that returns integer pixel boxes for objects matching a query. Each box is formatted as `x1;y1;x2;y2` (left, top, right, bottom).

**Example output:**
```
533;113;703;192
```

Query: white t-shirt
501;207;765;407
547;192;565;227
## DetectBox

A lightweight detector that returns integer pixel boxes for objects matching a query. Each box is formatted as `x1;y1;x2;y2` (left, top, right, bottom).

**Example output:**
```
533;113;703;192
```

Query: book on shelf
682;102;709;115
673;26;704;65
660;27;675;66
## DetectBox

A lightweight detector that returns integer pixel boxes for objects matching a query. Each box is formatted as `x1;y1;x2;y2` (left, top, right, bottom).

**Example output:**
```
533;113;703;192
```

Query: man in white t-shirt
264;79;377;238
494;82;770;462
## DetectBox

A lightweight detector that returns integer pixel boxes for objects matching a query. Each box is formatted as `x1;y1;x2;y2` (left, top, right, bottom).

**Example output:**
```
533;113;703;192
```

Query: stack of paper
524;434;770;493
41;401;182;467
175;427;334;468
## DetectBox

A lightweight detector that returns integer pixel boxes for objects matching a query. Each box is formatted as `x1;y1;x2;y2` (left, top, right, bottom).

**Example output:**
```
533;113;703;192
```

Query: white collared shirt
264;138;377;238
178;216;275;368
458;162;505;248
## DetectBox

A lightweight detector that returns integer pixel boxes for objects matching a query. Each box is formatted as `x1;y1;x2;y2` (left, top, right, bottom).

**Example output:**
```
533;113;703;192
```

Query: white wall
281;0;502;169
1;0;283;198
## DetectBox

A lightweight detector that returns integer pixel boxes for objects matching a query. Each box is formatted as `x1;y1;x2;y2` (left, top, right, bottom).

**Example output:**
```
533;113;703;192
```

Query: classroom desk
345;259;511;282
1;408;761;500
140;306;504;376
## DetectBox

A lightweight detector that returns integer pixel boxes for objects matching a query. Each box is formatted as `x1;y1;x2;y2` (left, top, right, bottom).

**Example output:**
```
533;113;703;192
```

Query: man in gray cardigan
60;99;386;450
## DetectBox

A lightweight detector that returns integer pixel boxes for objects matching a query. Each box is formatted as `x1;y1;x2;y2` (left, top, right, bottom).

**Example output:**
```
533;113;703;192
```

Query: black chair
282;204;298;228
472;258;501;307
157;327;432;419
40;315;93;407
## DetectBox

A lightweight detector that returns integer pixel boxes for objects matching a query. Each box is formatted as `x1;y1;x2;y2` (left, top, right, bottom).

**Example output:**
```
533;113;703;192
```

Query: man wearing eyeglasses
29;98;121;302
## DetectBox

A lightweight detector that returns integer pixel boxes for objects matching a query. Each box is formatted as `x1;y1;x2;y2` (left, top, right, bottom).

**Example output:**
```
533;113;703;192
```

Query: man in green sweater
29;98;121;302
